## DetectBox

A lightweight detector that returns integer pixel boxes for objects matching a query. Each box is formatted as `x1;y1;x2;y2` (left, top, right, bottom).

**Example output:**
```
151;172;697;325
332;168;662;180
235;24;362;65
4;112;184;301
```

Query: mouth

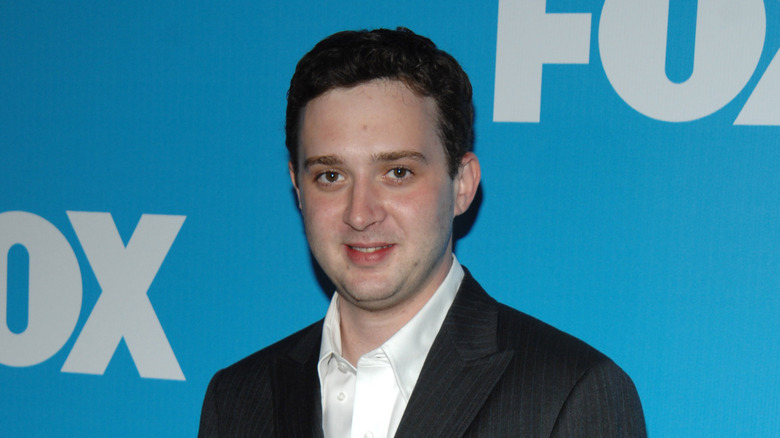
348;244;393;253
344;243;395;265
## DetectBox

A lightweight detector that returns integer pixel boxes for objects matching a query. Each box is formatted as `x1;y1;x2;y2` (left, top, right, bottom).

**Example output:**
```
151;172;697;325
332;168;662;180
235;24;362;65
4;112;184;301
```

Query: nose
343;178;385;231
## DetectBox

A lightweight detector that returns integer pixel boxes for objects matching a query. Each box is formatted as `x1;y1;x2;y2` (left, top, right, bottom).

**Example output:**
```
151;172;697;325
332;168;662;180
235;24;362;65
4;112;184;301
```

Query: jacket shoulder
197;320;323;437
497;303;609;369
456;272;645;436
221;319;323;376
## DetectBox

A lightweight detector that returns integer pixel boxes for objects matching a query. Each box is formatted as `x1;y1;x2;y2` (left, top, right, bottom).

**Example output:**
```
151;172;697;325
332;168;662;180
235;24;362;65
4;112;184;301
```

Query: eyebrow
303;155;343;169
303;150;428;170
372;151;428;164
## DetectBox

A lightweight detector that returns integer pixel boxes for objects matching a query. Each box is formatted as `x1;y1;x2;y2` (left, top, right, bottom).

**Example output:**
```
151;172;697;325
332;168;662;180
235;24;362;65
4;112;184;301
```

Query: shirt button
364;432;374;438
337;392;346;401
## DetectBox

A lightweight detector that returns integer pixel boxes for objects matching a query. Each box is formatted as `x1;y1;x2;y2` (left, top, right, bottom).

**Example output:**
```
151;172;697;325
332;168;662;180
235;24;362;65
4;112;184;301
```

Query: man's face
291;79;478;314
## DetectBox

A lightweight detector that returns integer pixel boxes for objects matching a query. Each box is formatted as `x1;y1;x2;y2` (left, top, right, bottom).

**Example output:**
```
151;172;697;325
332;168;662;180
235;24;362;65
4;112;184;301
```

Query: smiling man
198;28;646;438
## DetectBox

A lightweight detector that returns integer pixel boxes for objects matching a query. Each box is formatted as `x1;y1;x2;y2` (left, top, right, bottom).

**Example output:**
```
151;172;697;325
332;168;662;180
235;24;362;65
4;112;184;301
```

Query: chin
340;284;402;307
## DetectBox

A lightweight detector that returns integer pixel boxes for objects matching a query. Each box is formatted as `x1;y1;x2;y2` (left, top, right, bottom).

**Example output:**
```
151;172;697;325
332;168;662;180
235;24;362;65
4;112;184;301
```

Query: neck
337;277;444;366
336;254;455;365
338;305;409;366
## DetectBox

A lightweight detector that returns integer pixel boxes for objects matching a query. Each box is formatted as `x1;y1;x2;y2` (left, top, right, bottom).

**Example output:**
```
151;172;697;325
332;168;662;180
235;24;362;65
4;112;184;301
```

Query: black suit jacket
198;270;646;437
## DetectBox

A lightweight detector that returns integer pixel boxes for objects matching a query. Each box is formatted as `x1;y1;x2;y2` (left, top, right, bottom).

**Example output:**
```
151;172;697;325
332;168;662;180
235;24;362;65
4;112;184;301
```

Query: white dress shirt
318;256;465;438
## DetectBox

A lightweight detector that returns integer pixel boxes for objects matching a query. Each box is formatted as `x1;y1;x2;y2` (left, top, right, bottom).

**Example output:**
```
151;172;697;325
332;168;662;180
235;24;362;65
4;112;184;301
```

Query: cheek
392;182;454;227
300;194;339;234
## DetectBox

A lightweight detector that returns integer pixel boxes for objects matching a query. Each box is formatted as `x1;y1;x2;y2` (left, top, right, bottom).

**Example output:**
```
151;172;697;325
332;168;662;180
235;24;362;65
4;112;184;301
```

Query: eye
387;167;412;179
316;170;344;184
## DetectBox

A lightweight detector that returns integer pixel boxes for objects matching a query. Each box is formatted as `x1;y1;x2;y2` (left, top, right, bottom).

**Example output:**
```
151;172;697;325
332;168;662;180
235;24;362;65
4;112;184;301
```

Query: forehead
298;80;442;161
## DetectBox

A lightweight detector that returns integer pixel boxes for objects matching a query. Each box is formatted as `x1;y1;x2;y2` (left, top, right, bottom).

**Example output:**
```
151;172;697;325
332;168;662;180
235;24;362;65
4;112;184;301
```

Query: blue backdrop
2;1;779;436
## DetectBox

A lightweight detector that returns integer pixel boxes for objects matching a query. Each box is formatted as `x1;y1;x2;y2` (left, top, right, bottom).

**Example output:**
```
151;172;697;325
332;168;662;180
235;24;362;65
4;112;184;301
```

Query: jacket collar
273;321;325;438
272;268;514;438
394;269;515;438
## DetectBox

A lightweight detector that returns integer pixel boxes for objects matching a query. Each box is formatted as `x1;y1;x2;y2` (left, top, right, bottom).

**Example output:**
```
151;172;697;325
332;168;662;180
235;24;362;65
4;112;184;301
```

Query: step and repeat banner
2;1;779;436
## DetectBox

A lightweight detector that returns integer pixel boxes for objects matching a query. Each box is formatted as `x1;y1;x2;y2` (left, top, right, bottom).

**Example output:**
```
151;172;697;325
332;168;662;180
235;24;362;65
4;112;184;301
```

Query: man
198;28;646;437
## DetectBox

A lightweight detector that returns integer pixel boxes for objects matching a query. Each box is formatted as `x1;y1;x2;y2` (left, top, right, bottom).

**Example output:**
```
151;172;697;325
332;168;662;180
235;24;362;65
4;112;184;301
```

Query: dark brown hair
285;27;474;178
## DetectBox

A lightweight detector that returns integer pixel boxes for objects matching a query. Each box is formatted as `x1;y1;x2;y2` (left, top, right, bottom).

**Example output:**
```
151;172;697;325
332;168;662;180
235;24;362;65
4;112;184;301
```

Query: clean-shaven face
291;79;468;313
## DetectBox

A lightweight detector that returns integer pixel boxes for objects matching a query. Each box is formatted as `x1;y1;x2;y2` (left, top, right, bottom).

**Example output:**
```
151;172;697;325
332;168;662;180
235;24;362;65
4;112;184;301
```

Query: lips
349;244;392;253
345;243;394;264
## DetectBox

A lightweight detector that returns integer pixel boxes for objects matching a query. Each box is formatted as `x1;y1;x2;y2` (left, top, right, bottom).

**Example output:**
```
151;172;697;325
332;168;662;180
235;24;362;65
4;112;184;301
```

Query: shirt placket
351;352;398;438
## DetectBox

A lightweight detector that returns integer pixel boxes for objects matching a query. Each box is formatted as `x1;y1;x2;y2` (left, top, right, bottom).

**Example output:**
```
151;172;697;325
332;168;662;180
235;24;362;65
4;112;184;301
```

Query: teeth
351;245;391;253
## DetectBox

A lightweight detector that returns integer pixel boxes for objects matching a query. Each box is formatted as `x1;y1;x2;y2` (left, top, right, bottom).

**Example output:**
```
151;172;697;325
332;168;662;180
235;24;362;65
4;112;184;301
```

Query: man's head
286;27;474;179
287;28;480;316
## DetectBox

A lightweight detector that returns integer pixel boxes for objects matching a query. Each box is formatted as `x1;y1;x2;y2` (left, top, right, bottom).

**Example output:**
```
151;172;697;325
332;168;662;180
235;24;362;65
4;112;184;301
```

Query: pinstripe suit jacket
198;270;646;437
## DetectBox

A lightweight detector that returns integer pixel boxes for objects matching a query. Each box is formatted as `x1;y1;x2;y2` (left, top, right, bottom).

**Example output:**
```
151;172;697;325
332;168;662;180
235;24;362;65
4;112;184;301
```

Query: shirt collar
318;255;464;400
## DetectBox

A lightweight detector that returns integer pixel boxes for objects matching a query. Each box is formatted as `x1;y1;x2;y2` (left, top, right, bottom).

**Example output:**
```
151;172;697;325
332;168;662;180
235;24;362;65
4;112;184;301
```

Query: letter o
599;0;765;122
0;211;82;366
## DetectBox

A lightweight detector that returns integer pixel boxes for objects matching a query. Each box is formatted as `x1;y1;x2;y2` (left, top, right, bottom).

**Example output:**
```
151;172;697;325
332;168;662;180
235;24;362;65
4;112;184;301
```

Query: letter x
61;212;186;380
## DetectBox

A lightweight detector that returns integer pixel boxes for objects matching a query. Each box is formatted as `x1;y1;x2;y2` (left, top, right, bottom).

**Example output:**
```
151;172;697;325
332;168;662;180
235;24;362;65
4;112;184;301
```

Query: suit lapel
272;322;325;438
267;272;511;438
394;271;514;438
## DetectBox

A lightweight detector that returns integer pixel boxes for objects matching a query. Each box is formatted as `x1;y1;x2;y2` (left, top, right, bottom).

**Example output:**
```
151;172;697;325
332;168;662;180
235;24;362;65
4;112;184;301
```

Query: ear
289;161;302;210
453;152;481;216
